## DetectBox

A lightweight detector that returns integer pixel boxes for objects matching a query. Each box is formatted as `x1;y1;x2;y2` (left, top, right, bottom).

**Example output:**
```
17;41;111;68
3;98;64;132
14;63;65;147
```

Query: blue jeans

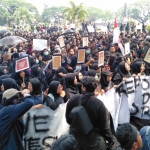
140;126;150;150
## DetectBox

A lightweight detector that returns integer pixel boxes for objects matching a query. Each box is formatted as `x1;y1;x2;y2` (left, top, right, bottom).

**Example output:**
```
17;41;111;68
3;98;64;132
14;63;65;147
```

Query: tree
85;7;103;22
13;7;33;25
42;6;66;23
128;0;150;24
101;10;113;23
63;1;87;23
0;0;40;26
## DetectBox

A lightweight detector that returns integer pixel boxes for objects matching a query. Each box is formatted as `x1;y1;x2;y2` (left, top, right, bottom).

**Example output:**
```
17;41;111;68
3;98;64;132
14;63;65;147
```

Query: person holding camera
0;88;34;150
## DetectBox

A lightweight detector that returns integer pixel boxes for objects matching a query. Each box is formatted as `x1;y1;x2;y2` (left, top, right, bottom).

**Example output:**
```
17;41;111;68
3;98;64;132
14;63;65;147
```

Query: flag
113;18;120;44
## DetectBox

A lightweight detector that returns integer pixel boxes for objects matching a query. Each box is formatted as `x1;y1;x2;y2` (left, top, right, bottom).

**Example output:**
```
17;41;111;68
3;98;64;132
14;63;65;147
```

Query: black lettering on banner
25;137;40;150
130;103;139;115
141;106;150;117
42;136;58;148
33;115;49;132
134;77;140;89
125;80;134;94
141;79;149;90
24;113;30;135
142;93;150;105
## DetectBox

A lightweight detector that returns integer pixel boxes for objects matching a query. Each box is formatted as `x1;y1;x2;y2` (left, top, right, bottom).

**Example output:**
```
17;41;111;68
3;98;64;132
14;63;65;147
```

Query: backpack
69;95;93;135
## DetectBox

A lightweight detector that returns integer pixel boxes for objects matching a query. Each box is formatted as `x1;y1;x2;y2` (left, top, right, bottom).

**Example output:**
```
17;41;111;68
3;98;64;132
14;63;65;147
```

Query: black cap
104;51;111;57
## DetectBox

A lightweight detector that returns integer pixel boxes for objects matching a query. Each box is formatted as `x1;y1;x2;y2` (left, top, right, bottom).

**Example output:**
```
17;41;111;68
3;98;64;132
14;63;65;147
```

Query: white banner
33;39;47;51
23;103;69;150
97;88;120;131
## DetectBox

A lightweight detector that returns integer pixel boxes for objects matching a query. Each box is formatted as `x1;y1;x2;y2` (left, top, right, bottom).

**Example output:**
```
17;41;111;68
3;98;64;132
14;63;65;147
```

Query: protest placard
98;51;104;66
70;24;75;28
144;47;150;63
125;42;130;55
87;26;95;32
77;49;85;64
118;43;125;56
58;36;65;48
82;37;88;47
33;39;47;51
52;54;61;69
15;57;30;72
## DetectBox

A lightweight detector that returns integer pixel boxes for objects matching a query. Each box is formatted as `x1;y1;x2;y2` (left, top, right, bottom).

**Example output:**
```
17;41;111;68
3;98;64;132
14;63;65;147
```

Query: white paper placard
82;37;88;47
58;36;65;48
118;43;125;56
125;42;130;55
87;26;95;32
33;39;47;51
100;26;107;33
70;24;75;28
136;24;142;30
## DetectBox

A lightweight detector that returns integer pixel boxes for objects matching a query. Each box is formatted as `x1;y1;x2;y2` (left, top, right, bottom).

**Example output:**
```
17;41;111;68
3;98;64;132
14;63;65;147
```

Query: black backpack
70;95;93;135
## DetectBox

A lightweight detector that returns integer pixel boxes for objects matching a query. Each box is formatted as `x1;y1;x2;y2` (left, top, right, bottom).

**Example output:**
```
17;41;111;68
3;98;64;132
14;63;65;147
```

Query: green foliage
146;24;150;32
85;7;103;21
0;0;40;26
101;10;113;23
128;20;135;26
128;0;150;23
42;6;66;23
63;1;87;23
13;7;33;24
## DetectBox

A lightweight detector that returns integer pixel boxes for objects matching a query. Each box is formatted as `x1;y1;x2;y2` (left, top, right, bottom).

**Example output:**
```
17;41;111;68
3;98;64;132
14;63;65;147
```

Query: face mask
44;52;48;55
62;61;65;63
36;59;39;64
95;75;98;81
86;50;90;55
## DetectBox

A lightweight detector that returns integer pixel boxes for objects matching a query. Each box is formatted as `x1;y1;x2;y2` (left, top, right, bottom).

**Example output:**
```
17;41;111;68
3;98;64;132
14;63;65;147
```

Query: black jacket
65;93;113;143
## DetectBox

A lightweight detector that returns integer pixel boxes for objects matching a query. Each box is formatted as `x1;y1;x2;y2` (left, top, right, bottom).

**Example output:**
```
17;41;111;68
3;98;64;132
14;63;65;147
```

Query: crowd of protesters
0;21;150;150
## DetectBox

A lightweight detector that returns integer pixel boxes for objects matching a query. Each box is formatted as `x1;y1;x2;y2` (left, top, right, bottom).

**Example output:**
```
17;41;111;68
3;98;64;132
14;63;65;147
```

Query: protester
44;81;65;110
116;123;142;150
0;18;150;150
51;134;79;150
0;88;34;149
66;76;114;150
28;78;43;105
65;73;80;100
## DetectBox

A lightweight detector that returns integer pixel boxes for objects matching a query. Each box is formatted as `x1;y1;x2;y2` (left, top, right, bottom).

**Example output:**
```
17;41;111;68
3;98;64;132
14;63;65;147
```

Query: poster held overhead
82;37;88;47
70;24;75;29
125;42;130;55
98;51;104;67
87;26;94;32
52;54;62;70
15;57;30;72
33;39;47;51
143;47;150;63
58;36;65;48
77;49;85;64
118;43;125;56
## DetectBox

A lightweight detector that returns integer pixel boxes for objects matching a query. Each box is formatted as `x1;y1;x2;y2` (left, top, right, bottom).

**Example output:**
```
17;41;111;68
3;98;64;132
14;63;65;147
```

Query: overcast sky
26;0;139;14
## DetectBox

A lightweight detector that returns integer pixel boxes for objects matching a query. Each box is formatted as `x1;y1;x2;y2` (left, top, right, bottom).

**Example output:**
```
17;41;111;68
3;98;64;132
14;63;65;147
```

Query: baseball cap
2;88;21;100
